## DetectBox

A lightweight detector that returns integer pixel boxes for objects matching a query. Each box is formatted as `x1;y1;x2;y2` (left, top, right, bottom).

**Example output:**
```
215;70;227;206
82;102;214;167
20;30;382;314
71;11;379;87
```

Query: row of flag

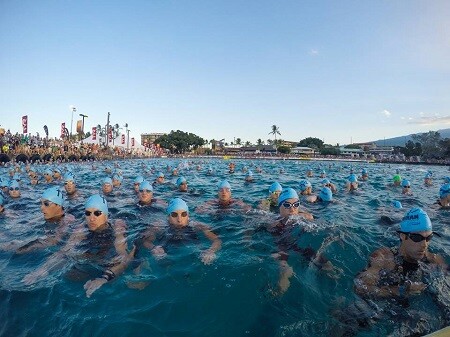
21;115;135;146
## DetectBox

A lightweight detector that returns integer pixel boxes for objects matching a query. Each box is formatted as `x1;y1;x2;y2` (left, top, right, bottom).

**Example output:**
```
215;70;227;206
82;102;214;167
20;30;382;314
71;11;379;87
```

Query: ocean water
0;159;449;337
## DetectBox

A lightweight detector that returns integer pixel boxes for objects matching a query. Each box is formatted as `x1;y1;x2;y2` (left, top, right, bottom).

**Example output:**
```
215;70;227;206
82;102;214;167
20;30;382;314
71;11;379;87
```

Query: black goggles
85;210;103;217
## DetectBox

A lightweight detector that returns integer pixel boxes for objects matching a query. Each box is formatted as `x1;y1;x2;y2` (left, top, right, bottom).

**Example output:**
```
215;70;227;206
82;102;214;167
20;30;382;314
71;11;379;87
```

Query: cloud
380;109;391;117
309;49;319;56
407;115;450;125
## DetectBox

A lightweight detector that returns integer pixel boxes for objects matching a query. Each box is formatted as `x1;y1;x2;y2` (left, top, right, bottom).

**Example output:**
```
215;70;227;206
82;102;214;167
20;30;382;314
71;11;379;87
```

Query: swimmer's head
134;175;144;185
400;207;431;233
139;180;153;192
166;197;189;215
440;183;450;199
63;172;75;183
218;180;231;191
103;177;113;186
176;176;187;186
85;194;109;216
319;187;333;202
298;179;312;192
322;178;330;185
348;174;358;183
42;187;64;206
269;182;282;194
393;174;402;183
401;179;411;188
278;188;299;206
392;200;403;209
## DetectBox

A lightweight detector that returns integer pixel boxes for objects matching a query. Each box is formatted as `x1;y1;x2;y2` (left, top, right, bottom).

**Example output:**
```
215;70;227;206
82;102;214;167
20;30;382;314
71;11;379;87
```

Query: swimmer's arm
195;222;222;253
22;224;85;285
298;209;314;220
257;199;270;211
426;252;449;271
16;214;76;254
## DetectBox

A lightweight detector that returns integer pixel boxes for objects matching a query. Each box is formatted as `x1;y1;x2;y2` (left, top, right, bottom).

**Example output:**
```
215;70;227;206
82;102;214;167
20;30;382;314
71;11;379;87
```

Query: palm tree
269;125;281;143
236;138;242;147
257;138;263;146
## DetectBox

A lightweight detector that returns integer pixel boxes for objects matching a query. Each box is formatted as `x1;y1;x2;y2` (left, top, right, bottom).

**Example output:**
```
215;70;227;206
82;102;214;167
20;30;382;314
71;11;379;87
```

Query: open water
0;158;449;337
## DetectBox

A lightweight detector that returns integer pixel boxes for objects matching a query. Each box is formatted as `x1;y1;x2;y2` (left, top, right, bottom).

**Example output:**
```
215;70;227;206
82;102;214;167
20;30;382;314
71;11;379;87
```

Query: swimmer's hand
151;246;167;260
84;278;108;298
22;267;49;285
200;249;217;265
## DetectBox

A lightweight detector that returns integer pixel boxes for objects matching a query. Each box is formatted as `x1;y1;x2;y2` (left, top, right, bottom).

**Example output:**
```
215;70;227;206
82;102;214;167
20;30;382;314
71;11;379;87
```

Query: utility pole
124;123;129;150
70;106;76;139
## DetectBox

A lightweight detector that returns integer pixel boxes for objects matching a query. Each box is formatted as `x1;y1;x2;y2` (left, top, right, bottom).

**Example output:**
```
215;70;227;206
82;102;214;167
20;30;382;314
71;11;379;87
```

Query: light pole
70;106;76;139
79;113;88;142
124;123;129;150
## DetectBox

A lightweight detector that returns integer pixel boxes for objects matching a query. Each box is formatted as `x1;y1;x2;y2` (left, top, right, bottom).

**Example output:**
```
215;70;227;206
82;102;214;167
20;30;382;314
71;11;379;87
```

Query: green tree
277;145;291;154
155;130;205;154
412;131;442;159
298;137;324;149
400;140;422;157
235;138;242;146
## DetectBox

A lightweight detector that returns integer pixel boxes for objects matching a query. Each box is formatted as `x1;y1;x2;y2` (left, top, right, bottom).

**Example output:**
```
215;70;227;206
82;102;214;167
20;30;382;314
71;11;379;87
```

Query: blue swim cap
0;177;8;188
401;179;410;187
400;208;432;232
444;177;450;184
348;174;358;183
139;180;153;192
42;187;64;206
166;197;189;215
103;177;113;185
362;168;367;174
425;173;432;179
218;180;231;190
319;187;333;202
85;194;108;215
157;172;165;178
9;180;19;189
269;182;282;193
134;176;144;184
63;172;75;182
112;174;123;182
322;178;330;185
176;176;187;186
298;179;312;192
440;183;450;199
12;173;21;181
44;168;53;176
278;188;299;206
392;200;403;209
246;170;253;177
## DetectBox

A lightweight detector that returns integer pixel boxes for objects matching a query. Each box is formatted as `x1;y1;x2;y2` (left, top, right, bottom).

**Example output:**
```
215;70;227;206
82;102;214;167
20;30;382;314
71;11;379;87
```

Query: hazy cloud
309;49;319;56
408;115;450;125
380;110;391;117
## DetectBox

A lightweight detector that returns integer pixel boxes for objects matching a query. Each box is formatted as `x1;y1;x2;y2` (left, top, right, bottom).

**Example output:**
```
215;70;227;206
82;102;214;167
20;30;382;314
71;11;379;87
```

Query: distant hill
371;128;450;147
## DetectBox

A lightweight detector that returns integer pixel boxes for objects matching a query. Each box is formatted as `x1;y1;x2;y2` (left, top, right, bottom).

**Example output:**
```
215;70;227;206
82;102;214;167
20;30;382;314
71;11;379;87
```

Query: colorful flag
92;127;96;140
61;123;66;138
22;115;28;134
131;137;135;147
121;134;125;144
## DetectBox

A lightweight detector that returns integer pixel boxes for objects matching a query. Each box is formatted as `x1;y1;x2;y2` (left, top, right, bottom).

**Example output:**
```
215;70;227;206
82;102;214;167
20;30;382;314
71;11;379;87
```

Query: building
141;133;166;146
291;146;315;156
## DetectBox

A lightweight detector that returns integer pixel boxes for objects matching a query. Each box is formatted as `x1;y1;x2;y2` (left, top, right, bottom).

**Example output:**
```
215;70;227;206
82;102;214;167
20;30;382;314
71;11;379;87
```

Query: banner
92;127;96;140
131;137;135;147
61;123;66;138
121;134;125;144
22;115;28;134
43;125;48;137
108;128;112;142
76;120;83;133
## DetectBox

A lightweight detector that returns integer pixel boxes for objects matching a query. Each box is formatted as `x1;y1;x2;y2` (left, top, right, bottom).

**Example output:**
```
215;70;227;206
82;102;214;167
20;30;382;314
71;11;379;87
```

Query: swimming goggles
282;201;300;209
85;210;103;217
399;231;436;243
170;211;188;218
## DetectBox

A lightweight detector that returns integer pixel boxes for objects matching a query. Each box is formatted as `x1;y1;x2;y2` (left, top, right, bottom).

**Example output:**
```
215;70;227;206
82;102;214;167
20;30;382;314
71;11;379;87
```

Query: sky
1;0;450;146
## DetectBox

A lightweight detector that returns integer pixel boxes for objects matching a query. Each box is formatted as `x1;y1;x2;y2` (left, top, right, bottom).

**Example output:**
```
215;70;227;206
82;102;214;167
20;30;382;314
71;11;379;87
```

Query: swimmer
401;179;413;195
101;177;114;195
245;170;254;183
136;181;166;208
8;180;20;198
139;198;221;265
359;168;369;181
298;179;313;196
23;194;135;298
306;187;333;203
322;178;338;194
258;181;282;212
355;208;447;299
176;176;188;192
345;174;358;192
196;180;251;213
63;172;78;196
424;173;433;186
436;183;450;208
133;175;145;193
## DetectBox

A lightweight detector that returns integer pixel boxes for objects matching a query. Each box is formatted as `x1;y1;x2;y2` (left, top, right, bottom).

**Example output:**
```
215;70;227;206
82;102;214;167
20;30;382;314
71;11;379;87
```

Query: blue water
0;159;449;337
